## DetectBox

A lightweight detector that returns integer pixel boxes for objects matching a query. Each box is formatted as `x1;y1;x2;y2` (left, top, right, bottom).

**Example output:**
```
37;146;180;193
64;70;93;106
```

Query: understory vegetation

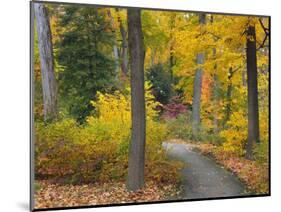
33;2;269;209
35;85;183;185
166;111;269;164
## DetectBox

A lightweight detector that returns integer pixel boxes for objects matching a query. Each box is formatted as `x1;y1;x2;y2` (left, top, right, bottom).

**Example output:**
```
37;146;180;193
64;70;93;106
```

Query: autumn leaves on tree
34;2;269;194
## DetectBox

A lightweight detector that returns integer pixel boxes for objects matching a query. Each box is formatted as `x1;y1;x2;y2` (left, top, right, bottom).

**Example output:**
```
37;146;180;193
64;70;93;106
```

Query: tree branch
259;18;269;35
257;33;269;50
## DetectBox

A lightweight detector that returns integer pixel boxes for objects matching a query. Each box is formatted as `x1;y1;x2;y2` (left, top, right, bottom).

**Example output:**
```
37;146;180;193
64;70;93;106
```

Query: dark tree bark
192;13;206;140
127;8;146;191
34;3;58;121
246;25;260;160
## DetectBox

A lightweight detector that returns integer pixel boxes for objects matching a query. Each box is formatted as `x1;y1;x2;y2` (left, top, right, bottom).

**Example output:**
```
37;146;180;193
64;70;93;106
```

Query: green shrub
165;114;193;140
254;139;269;164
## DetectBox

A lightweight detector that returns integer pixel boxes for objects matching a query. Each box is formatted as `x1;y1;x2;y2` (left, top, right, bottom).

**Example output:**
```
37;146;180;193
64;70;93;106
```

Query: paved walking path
163;142;248;199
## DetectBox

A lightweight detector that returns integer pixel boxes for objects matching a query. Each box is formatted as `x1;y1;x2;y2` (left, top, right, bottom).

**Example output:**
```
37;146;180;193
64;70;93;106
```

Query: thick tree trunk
127;9;146;191
34;3;58;121
246;25;260;160
192;13;206;140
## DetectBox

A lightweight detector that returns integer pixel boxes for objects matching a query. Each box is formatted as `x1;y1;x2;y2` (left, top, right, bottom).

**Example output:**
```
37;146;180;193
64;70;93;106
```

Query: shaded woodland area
33;2;269;209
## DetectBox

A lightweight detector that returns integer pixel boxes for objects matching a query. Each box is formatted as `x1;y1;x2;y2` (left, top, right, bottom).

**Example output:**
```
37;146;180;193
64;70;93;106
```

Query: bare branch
259;18;269;35
257;33;268;50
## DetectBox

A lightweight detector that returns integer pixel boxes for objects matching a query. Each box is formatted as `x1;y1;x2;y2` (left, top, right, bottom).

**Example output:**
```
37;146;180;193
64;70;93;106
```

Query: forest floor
163;141;249;199
34;139;268;209
34;179;181;209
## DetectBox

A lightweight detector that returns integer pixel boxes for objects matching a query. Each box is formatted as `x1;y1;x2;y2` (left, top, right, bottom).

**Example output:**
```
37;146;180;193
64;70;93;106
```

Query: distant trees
127;8;146;191
171;13;269;159
34;3;58;122
33;2;269;188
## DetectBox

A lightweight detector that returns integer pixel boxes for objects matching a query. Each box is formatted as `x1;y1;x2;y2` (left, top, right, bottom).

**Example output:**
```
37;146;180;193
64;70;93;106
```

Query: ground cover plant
32;2;269;210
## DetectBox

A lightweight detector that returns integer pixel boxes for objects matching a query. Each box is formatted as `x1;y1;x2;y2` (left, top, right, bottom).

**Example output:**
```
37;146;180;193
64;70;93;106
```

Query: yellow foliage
35;82;182;184
220;111;247;156
88;82;162;125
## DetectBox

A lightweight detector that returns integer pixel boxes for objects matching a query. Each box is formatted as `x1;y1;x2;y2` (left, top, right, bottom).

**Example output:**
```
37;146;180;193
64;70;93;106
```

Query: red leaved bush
161;96;188;119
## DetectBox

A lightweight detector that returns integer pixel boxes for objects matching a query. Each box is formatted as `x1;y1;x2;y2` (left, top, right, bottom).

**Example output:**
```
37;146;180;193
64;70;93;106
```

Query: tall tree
34;3;58;121
223;67;234;125
169;13;176;82
127;8;146;191
192;13;206;140
56;6;115;122
245;24;260;159
116;9;129;76
212;73;219;133
210;15;219;134
107;9;120;78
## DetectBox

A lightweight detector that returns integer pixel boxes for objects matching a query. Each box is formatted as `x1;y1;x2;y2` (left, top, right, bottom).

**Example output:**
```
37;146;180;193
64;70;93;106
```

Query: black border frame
30;1;271;211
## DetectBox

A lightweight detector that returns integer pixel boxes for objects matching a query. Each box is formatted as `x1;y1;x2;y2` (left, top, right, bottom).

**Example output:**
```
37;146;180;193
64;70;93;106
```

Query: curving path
163;142;249;199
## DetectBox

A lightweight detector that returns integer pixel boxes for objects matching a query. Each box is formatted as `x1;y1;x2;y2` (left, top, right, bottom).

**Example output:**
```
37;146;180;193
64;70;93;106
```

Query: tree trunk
127;8;146;191
116;9;129;76
192;13;206;140
34;3;57;121
242;68;247;86
224;84;232;125
113;45;119;78
169;14;176;83
223;67;234;125
213;74;219;134
210;15;219;133
210;15;219;132
107;9;120;78
246;25;260;160
150;48;156;66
